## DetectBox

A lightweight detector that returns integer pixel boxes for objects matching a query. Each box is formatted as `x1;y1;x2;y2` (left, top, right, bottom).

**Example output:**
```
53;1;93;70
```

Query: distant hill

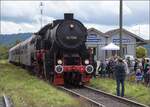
0;33;32;46
0;33;150;57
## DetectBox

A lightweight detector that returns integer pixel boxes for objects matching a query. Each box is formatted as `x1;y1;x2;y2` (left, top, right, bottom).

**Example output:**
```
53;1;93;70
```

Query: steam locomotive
9;13;94;85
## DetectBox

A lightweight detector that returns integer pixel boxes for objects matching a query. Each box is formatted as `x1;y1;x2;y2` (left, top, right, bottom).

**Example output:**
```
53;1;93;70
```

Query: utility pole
149;0;150;44
119;0;123;57
40;2;44;28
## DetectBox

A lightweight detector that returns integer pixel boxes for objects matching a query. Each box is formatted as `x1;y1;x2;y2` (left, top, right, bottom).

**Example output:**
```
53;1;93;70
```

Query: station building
86;28;145;61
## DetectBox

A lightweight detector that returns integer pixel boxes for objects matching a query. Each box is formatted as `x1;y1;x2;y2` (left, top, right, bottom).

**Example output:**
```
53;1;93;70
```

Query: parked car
124;55;135;61
145;57;150;61
124;55;135;68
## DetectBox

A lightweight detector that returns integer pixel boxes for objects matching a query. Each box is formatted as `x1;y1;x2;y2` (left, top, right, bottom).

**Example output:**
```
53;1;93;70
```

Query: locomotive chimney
64;13;73;20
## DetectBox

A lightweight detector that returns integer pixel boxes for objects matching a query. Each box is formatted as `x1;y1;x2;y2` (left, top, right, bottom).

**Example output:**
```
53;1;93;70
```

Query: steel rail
2;95;13;107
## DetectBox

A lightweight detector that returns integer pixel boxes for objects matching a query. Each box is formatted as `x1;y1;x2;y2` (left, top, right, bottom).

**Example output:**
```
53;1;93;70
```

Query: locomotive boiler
9;13;94;85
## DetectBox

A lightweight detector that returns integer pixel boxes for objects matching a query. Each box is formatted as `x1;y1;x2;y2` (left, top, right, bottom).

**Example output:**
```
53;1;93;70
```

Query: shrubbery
0;45;9;59
136;46;147;58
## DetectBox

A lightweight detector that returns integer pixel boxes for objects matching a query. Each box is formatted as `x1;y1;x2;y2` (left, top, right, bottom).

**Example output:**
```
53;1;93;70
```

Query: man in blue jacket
114;58;126;97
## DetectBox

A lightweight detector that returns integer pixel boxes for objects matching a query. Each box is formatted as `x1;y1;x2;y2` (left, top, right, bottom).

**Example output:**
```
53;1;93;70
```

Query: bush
136;46;147;58
0;45;9;59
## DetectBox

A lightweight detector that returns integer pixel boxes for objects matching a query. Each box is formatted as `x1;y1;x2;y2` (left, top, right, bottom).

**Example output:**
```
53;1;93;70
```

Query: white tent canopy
101;42;120;50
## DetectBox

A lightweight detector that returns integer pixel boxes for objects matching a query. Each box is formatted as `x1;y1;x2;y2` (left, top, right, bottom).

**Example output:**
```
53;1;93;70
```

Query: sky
0;1;150;40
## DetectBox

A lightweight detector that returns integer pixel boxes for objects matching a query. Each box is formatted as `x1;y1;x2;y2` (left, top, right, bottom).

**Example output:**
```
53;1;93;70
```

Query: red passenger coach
9;13;94;86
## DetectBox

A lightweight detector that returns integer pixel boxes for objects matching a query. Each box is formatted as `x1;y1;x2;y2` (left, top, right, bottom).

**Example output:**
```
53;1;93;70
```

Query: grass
90;78;150;106
0;60;80;107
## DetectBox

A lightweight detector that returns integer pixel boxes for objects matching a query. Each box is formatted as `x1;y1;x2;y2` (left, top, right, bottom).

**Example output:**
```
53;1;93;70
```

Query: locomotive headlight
57;59;63;65
55;65;63;73
70;24;74;28
84;59;89;65
85;65;94;74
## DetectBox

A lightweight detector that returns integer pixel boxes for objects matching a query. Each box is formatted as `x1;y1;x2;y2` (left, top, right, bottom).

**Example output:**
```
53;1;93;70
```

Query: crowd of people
134;58;150;86
92;56;150;97
94;56;150;87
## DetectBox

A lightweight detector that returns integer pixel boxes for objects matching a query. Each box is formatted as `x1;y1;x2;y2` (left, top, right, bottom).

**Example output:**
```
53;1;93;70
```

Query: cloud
2;1;148;25
1;1;39;23
85;23;118;33
125;24;150;40
1;21;36;34
1;21;22;34
2;19;149;40
1;1;149;39
123;1;149;26
1;14;56;34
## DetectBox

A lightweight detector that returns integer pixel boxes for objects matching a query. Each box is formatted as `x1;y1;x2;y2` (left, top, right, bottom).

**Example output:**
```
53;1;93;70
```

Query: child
136;68;143;83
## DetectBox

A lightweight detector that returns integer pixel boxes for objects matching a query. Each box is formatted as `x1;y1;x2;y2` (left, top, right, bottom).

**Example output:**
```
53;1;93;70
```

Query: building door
88;47;97;61
116;45;127;56
122;45;127;55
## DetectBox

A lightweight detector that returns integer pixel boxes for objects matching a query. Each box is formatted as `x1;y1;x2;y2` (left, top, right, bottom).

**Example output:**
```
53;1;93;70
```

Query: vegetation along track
58;86;149;107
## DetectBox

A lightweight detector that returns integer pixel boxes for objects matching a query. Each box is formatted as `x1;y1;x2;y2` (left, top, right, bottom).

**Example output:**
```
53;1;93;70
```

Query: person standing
142;58;145;70
147;68;150;87
135;68;142;84
108;59;116;78
123;59;129;80
144;59;150;85
134;59;138;73
114;58;126;97
98;60;106;77
93;60;97;78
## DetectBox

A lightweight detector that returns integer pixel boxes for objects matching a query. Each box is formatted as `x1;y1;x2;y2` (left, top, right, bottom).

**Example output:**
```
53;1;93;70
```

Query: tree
136;46;147;58
15;39;21;45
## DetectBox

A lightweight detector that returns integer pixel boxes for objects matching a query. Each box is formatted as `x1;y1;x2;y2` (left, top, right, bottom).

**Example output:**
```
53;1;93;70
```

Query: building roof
105;28;145;43
87;28;107;37
145;40;150;44
87;28;147;44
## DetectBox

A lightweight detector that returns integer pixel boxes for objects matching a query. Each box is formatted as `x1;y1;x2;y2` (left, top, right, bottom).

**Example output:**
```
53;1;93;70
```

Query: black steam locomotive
9;13;94;85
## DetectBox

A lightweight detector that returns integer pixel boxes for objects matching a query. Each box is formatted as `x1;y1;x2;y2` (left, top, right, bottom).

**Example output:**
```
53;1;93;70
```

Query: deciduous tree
136;46;147;58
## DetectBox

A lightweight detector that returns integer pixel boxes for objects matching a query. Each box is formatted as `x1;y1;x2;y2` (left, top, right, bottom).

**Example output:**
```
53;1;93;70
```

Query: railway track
0;95;13;107
58;86;149;107
58;86;104;107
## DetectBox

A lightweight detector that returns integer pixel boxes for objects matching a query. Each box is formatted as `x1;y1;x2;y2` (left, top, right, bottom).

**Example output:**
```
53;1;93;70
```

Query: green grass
0;60;79;107
90;78;150;106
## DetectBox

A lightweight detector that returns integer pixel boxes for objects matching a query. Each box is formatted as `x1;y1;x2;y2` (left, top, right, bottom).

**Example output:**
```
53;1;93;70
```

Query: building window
87;34;101;43
117;45;127;56
113;39;130;44
123;48;127;55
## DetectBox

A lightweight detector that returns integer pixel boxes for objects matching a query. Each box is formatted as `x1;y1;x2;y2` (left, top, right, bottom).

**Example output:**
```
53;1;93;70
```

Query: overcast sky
1;1;150;40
